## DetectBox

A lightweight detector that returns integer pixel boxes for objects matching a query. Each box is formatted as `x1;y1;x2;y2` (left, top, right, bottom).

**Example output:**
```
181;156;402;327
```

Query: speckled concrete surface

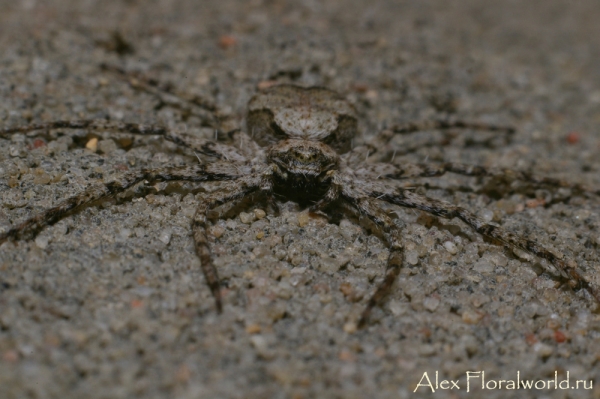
1;1;600;398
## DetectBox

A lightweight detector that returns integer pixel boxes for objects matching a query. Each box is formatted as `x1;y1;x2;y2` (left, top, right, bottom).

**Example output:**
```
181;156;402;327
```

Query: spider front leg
374;188;600;303
100;65;261;160
308;170;342;216
356;162;600;196
0;120;247;162
192;173;268;312
100;63;221;129
228;128;264;160
0;164;238;244
388;119;515;136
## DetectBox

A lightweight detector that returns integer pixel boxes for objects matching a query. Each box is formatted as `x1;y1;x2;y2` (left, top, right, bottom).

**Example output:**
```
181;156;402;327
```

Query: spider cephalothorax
1;77;599;328
267;139;339;203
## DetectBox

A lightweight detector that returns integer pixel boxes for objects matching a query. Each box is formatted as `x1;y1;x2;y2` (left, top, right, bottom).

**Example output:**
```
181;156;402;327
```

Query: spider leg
374;188;600;303
0;120;247;162
192;173;268;312
349;118;514;163
357;162;600;195
339;182;405;328
308;170;342;214
228;128;264;160
100;63;221;129
0;164;238;244
388;119;515;136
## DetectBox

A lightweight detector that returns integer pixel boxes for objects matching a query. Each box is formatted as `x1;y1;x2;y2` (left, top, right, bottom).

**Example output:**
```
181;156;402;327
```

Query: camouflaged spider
1;75;599;328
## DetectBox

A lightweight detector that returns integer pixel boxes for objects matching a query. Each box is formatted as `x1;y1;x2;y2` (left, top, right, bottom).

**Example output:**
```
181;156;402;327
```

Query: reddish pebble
554;330;567;343
32;138;46;149
131;299;144;308
525;198;546;208
339;282;353;297
419;327;432;338
525;333;538;345
218;35;236;49
3;350;19;363
257;80;278;90
351;83;369;93
566;131;580;144
338;349;356;362
175;364;191;383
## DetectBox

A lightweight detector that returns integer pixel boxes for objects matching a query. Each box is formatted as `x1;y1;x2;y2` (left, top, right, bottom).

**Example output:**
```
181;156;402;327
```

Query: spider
1;71;599;328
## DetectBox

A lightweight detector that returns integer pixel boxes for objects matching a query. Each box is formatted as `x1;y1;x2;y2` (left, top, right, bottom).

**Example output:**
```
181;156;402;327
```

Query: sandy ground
1;1;600;398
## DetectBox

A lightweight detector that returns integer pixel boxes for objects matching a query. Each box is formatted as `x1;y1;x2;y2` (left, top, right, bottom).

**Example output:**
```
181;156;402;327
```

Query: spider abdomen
247;84;357;153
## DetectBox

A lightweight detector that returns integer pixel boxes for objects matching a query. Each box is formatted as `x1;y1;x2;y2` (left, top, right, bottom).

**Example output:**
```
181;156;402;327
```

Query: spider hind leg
339;184;406;327
376;188;600;304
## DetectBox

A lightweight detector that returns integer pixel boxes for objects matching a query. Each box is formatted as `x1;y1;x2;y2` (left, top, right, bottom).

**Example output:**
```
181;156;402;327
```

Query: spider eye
294;150;315;162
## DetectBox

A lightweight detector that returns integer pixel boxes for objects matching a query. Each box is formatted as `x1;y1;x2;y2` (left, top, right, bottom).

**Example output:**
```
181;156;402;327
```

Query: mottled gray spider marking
247;85;357;153
1;76;599;328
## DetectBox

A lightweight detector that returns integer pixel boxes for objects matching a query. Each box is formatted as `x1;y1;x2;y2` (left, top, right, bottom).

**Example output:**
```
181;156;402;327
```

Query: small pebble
343;322;357;334
388;300;408;316
225;220;237;230
239;212;255;224
471;294;490;308
211;225;225;238
554;330;567;343
418;344;436;356
513;247;534;261
250;335;268;353
423;296;440;311
159;230;172;244
473;259;494;274
245;324;261;334
85;137;98;152
254;209;266;219
565;131;580;144
275;281;292;299
318;256;344;274
32;168;52;184
443;241;458;254
34;235;49;249
480;209;494;222
97;139;118;154
218;34;237;49
532;342;554;357
405;250;419;265
297;212;310;227
252;245;269;259
9;145;25;157
462;309;483;324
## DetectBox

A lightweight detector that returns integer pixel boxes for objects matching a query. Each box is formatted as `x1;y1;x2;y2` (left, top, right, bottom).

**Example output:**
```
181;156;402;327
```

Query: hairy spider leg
192;177;264;312
0;120;247;162
341;187;405;328
356;162;600;196
100;63;221;128
292;171;407;328
349;118;515;164
0;164;238;243
375;188;600;303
